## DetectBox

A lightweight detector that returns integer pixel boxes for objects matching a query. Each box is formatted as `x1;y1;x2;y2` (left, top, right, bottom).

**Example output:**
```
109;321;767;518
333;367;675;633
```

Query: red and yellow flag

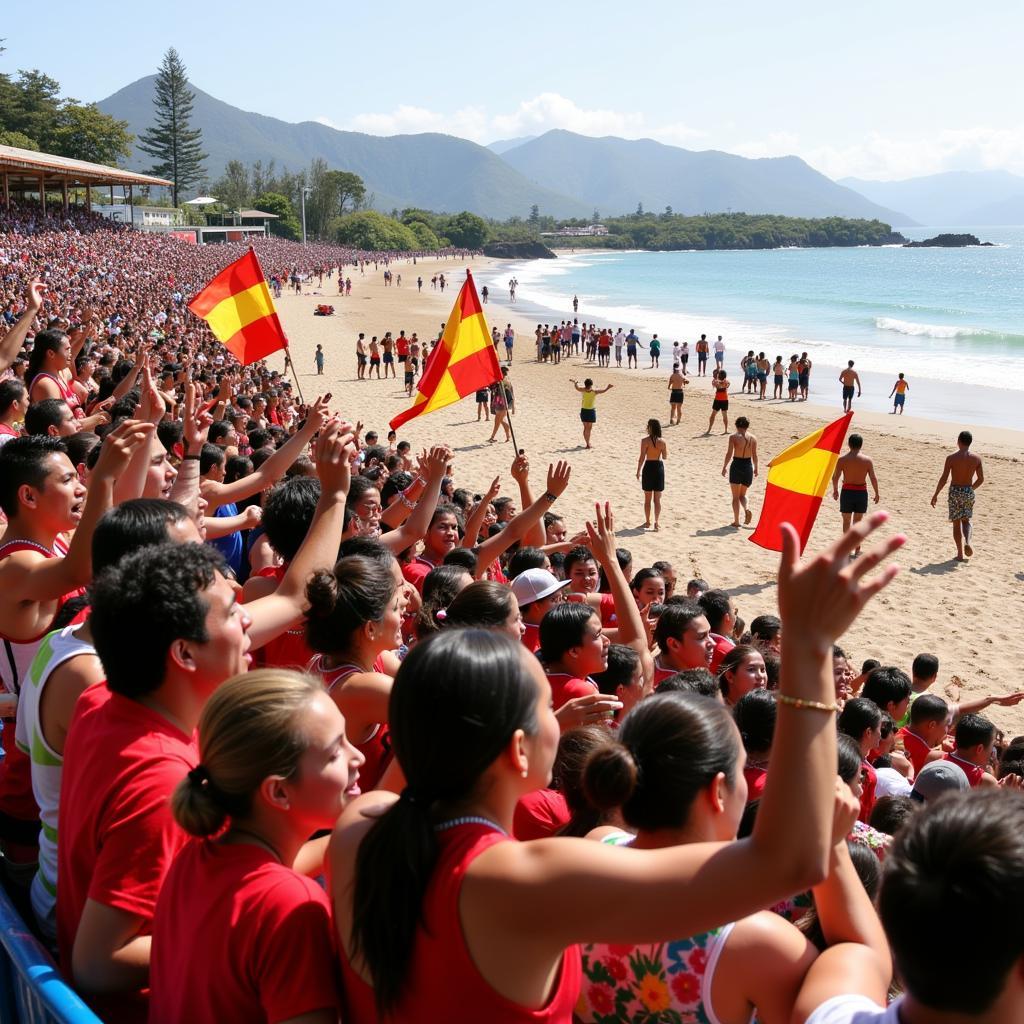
390;270;501;430
187;248;287;365
749;412;853;552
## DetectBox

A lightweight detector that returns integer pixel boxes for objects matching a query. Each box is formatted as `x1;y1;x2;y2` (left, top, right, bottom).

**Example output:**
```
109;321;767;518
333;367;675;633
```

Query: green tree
406;220;440;249
213;159;251;212
137;48;207;206
0;129;38;150
10;70;61;148
52;102;132;165
251;191;301;240
333;211;419;251
442;211;489;249
327;170;366;215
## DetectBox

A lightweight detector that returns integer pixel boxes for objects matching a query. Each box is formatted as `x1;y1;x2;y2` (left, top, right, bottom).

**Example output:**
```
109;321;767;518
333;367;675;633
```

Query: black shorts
641;460;665;492
383;352;394;364
580;408;597;423
405;371;415;385
670;389;685;404
357;354;367;366
840;487;869;514
842;385;855;401
475;389;489;402
729;457;753;487
712;399;729;411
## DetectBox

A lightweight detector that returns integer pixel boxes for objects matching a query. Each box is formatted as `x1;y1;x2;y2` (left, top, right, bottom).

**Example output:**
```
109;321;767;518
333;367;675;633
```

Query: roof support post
39;174;46;212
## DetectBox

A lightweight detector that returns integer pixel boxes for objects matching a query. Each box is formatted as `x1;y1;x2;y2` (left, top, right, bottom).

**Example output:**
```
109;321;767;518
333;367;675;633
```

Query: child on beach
707;369;731;433
315;344;324;375
889;372;910;413
667;364;688;425
773;355;785;398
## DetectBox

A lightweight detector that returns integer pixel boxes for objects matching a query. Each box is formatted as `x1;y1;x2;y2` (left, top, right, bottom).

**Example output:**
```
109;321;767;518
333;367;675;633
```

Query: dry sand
268;257;1024;734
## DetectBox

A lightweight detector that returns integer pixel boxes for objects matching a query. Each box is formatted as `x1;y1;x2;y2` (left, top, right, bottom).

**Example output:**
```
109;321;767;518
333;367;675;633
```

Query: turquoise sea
485;226;1024;429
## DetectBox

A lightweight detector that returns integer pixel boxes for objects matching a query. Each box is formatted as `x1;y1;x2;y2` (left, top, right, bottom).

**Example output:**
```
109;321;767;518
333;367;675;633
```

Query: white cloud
319;93;1024;180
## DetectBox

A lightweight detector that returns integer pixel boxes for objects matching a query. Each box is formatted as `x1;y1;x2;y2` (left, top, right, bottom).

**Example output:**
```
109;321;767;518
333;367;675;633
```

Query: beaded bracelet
777;694;838;713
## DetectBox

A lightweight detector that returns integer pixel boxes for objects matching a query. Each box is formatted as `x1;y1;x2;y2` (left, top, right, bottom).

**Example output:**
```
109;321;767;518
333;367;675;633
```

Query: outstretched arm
0;279;44;371
462;476;501;548
511;453;546;549
379;447;449;554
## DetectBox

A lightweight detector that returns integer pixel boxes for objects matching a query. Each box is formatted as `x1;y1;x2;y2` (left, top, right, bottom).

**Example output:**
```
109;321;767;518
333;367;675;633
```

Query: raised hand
423;445;450;480
511;452;530;484
26;278;46;313
584;501;617;567
554;691;624;731
305;394;331;433
92;419;156;480
183;382;214;453
545;460;571;499
315;418;357;498
777;511;904;655
830;777;861;846
484;475;501;502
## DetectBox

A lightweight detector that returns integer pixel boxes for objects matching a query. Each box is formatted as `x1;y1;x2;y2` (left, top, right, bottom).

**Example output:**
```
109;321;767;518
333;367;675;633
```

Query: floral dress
577;832;747;1024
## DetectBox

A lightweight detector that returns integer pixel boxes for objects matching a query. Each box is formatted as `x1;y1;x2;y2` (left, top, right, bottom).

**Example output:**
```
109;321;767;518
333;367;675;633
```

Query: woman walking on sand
707;368;731;433
571;377;613;449
667;363;688;425
637;418;668;530
723;415;758;527
488;366;514;443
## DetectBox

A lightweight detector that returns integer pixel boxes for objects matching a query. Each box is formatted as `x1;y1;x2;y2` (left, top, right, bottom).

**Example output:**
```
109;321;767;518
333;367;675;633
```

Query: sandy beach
268;256;1024;733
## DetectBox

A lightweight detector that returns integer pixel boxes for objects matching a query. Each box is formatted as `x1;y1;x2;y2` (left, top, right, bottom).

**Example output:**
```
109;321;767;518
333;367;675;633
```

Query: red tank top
246;564;313;670
309;654;392;790
715;384;729;401
339;822;581;1023
32;372;83;417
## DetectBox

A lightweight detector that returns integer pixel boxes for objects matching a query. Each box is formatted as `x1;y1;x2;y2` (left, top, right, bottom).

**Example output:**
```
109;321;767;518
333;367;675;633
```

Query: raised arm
510;453;545;549
462;476;501;548
205;395;329;510
169;382;213;519
247;418;355;650
113;364;166;504
0;279;44;371
1;421;153;602
378;447;449;555
481;514;905;954
584;503;653;681
472;461;572;575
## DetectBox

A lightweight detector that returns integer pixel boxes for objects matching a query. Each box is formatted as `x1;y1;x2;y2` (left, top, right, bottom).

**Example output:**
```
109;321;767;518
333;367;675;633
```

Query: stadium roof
0;145;172;189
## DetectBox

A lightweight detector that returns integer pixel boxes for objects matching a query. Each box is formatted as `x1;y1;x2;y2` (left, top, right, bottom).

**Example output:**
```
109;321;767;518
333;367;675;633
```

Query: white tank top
15;623;97;939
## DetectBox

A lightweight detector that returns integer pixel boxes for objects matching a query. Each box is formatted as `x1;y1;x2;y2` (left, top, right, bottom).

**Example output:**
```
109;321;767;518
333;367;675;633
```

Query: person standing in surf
889;373;910;414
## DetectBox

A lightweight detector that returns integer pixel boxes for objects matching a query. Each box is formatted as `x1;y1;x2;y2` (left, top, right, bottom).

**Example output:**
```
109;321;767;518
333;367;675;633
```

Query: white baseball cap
511;568;570;608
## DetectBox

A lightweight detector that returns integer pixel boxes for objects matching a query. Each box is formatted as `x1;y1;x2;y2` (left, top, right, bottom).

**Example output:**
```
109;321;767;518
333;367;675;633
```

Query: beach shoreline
269;255;1024;732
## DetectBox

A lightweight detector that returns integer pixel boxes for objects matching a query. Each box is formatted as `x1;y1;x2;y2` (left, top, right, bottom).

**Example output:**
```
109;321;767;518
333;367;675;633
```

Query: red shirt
514;787;570;841
709;633;735;674
597;592;617;627
248;564;314;670
897;727;932;777
338;822;581;1024
521;621;542;654
858;759;877;823
150;842;340;1024
743;764;768;802
402;556;435;594
545;672;598;711
945;751;985;787
396;336;410;357
58;683;196;1020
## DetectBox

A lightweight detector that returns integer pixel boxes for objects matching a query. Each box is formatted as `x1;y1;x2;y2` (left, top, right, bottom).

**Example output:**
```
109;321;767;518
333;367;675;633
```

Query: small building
541;224;610;237
96;204;184;229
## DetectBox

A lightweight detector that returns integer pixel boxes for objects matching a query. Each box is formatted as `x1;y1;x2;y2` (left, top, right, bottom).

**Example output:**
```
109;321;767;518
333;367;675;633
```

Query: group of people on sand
0;198;1018;1024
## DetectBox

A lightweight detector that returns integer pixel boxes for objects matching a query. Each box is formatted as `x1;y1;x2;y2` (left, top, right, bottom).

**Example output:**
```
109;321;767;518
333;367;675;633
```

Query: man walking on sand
889;372;910;414
839;360;861;412
932;430;984;561
831;434;880;553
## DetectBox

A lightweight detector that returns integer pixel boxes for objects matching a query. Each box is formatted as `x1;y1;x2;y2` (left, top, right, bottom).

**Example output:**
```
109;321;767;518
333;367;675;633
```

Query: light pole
301;186;312;245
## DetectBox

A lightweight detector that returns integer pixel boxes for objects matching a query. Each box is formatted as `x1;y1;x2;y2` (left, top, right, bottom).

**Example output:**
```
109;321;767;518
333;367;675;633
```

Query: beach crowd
0;199;1022;1024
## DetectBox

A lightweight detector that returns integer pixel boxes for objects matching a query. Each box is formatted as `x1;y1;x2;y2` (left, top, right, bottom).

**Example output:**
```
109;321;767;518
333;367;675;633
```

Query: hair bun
305;568;339;618
582;742;639;812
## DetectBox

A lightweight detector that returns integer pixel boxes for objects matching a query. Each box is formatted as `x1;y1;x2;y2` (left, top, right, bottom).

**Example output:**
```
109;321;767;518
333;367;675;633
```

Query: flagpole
499;375;521;453
283;346;306;405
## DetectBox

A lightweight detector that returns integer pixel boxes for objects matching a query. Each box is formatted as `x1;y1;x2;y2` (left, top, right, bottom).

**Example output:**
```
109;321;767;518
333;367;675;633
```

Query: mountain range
840;170;1024;226
99;76;914;223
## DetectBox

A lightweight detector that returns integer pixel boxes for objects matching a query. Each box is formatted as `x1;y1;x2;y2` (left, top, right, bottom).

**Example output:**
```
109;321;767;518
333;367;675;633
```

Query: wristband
776;694;837;713
183;454;200;461
544;491;558;503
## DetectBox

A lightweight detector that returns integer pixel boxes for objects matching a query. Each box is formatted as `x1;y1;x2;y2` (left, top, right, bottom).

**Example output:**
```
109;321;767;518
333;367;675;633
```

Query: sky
5;0;1024;181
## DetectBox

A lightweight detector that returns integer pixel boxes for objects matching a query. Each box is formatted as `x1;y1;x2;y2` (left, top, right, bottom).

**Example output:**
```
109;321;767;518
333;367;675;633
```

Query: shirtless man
931;430;984;560
799;352;812;400
839;361;861;412
831;434;880;552
368;336;381;379
381;333;396;379
667;364;688;425
356;333;367;380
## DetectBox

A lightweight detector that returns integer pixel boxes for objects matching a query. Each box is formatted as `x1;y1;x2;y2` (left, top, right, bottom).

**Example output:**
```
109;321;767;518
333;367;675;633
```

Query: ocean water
485;226;1024;428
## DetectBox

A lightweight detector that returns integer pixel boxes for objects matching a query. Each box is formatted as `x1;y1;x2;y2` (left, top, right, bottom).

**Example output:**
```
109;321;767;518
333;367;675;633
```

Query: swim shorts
580;408;597;423
729;457;753;487
894;393;905;406
948;484;975;522
840;486;869;514
383;352;393;364
670;389;685;404
712;399;729;411
357;354;367;366
842;385;855;400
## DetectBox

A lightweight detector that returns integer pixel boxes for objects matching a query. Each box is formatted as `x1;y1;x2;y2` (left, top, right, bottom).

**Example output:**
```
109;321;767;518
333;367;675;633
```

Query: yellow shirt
581;391;597;410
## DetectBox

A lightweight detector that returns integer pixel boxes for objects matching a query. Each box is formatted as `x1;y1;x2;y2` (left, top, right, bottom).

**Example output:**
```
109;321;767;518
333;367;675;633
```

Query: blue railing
0;886;101;1024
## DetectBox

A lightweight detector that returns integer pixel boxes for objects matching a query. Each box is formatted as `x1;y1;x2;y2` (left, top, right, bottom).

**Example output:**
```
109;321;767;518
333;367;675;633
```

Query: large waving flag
188;248;287;365
390;270;502;430
750;412;853;552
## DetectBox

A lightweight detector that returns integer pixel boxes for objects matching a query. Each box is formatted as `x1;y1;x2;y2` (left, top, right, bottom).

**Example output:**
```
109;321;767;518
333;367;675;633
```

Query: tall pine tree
137;48;206;206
